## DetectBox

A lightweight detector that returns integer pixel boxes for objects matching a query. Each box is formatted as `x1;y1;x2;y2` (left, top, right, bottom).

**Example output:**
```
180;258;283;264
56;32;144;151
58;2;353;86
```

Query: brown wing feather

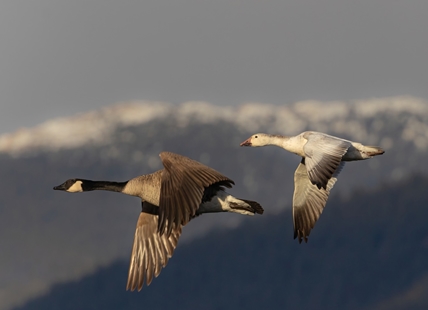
126;207;182;291
158;152;234;236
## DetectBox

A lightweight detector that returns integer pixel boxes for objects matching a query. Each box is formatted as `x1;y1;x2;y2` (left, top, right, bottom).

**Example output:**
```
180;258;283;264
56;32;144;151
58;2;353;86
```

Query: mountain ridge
1;96;427;156
14;175;428;310
1;97;427;309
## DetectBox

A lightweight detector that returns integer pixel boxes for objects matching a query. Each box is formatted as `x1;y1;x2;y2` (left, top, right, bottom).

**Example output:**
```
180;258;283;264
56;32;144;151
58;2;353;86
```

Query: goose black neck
81;180;128;192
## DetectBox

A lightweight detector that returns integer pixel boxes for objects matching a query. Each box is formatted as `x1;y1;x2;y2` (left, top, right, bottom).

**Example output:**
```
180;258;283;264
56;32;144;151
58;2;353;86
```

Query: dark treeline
15;175;428;310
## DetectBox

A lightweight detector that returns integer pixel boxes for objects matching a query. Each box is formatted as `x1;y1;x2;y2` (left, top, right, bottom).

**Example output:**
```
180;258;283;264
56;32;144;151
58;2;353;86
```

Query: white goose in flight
240;131;384;243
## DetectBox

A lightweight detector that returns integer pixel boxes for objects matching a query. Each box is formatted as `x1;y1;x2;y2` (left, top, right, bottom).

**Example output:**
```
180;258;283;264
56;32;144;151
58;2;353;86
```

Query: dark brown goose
53;151;263;291
240;131;384;243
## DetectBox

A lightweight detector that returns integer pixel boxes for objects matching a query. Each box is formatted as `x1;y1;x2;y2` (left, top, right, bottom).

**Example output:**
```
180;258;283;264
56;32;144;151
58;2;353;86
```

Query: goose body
54;151;263;290
240;131;384;243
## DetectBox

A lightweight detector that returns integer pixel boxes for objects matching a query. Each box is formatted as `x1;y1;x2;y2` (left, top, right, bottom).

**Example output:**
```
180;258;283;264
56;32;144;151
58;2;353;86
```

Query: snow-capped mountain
1;96;428;310
1;96;427;157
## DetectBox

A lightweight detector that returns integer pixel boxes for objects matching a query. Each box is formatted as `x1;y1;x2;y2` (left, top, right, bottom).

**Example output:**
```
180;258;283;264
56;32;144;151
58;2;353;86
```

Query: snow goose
240;131;384;243
54;151;263;290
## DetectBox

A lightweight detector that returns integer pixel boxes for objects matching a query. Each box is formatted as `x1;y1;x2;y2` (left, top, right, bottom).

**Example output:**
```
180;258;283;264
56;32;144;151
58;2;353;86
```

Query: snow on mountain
0;101;171;156
1;96;428;310
1;96;428;157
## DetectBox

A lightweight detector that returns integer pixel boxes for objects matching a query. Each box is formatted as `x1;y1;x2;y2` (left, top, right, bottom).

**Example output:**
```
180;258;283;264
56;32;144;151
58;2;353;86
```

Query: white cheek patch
67;181;83;193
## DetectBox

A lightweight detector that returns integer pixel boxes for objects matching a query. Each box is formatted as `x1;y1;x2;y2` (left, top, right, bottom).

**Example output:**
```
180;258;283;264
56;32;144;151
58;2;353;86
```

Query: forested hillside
2;98;427;309
15;176;428;310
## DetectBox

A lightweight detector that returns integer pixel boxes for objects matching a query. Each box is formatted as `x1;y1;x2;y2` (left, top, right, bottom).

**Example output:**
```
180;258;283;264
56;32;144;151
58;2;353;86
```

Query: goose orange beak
240;138;252;146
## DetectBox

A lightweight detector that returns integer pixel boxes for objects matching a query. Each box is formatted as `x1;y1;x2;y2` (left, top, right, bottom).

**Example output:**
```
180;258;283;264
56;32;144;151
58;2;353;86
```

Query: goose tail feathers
234;198;264;215
363;145;385;157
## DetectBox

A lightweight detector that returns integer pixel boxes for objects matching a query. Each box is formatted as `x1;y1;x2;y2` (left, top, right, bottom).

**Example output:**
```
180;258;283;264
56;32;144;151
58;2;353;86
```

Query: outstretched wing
158;151;234;236
126;205;182;291
293;158;344;243
303;132;350;189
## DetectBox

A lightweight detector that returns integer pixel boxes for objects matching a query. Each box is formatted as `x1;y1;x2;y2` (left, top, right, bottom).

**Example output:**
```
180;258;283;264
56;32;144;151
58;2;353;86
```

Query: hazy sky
1;0;427;134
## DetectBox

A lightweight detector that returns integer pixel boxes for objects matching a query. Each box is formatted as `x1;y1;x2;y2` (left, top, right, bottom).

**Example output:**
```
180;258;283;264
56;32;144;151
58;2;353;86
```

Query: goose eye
255;135;258;138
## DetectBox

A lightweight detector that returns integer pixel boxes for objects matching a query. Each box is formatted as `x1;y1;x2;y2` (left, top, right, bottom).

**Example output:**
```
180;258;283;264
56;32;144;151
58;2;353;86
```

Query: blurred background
1;1;428;309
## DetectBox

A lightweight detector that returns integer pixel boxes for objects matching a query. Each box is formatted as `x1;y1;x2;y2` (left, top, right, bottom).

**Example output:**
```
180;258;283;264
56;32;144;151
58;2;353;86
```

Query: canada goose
53;151;263;291
240;131;384;243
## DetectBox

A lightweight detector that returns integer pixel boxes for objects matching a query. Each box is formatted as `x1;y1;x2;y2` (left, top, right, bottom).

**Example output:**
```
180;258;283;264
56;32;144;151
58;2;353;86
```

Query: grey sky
1;0;427;134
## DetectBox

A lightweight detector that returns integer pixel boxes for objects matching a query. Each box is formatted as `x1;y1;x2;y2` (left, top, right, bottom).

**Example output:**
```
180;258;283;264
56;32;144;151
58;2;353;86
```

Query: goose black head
53;179;84;193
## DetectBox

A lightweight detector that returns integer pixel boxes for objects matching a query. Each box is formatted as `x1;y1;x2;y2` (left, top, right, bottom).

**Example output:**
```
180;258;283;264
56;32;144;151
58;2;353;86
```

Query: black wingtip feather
294;230;309;243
